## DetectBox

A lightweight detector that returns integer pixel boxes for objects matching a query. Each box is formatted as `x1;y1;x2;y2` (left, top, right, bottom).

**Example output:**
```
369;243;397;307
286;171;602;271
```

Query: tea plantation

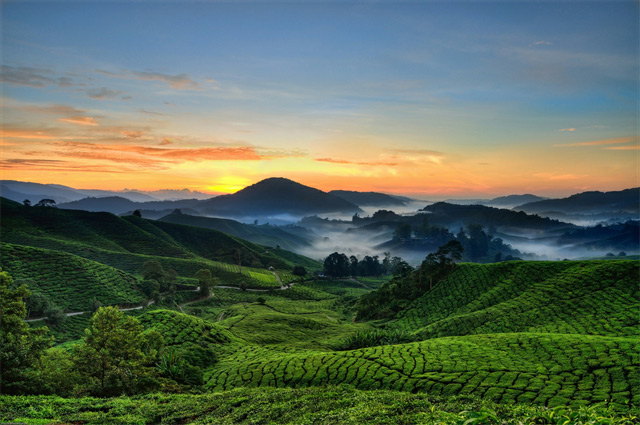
1;196;638;424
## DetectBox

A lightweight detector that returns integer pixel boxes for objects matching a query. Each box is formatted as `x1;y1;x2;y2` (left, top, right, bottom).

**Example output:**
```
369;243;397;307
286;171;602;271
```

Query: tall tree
0;270;52;394
74;306;162;396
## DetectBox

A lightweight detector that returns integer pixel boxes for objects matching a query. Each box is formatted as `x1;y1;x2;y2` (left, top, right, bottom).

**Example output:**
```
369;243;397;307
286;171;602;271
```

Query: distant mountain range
0;180;214;204
444;194;548;209
514;188;640;215
197;178;362;217
328;190;408;206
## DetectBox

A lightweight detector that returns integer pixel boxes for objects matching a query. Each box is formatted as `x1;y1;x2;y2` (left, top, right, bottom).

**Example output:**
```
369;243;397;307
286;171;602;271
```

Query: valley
0;182;638;424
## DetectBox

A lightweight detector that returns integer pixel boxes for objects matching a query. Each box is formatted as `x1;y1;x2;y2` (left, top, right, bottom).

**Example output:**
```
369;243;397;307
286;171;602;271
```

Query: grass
1;242;143;311
2;386;638;424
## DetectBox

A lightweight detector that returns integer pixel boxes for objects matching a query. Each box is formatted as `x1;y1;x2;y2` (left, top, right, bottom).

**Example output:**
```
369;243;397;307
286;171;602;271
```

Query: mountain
198;177;362;217
420;202;573;231
58;196;202;214
329;190;407;207
514;187;640;215
443;194;547;209
0;180;86;204
0;197;319;284
488;194;547;208
158;212;314;251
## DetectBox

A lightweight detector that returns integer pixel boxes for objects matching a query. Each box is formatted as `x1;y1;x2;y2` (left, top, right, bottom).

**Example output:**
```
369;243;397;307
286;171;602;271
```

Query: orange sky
1;2;638;198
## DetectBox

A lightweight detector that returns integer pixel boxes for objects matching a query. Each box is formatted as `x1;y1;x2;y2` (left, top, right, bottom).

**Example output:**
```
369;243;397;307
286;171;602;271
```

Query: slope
0;197;319;289
515;187;640;215
199;259;639;408
158;212;314;251
198;177;362;216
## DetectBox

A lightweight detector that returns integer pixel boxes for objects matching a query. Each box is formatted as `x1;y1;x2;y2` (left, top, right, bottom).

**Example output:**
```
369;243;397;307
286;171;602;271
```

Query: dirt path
24;273;299;322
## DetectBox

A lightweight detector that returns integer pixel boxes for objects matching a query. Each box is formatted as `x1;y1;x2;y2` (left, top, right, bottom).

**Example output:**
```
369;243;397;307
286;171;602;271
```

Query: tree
292;266;307;280
34;199;56;207
233;248;243;274
36;347;81;396
133;210;142;217
23;199;31;207
393;223;412;240
74;306;162;396
0;269;52;394
323;252;350;278
195;269;216;297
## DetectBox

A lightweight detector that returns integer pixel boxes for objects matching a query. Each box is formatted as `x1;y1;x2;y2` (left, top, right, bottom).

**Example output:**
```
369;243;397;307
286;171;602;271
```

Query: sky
1;1;638;198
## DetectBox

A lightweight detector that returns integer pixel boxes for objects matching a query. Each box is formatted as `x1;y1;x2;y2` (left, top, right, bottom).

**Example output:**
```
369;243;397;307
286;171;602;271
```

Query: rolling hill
158;212;314;251
329;190;408;207
198;177;362;216
514;188;640;215
0;197;320;289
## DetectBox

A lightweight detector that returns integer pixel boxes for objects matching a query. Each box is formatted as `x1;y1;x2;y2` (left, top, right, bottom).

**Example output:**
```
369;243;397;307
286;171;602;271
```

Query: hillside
515;188;640;215
0;197;319;288
421;202;573;231
58;196;201;215
158;212;314;251
329;190;407;207
195;259;639;408
198;177;362;216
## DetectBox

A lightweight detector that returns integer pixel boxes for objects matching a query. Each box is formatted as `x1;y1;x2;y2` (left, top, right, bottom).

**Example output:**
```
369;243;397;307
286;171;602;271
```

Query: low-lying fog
203;202;637;265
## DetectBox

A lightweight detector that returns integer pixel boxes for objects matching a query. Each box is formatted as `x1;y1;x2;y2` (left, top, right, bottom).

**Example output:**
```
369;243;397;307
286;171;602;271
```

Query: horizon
1;2;638;198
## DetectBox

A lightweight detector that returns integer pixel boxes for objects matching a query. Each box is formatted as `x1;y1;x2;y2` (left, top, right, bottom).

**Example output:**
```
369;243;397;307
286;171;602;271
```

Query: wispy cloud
603;145;639;150
86;87;123;100
97;69;201;90
534;172;586;181
0;65;75;88
315;157;399;167
554;136;636;147
58;116;99;126
530;40;553;46
558;128;575;132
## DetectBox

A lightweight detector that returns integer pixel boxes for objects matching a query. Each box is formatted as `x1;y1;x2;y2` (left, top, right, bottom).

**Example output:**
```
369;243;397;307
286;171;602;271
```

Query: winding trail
24;270;298;322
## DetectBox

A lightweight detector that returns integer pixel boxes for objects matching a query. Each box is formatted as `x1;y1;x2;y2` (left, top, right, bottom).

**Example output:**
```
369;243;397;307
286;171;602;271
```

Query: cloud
603;145;639;150
389;148;444;157
58;116;99;126
559;128;575;132
48;141;270;166
530;41;553;46
0;158;140;173
159;138;173;145
534;172;586;181
86;87;123;99
98;69;201;90
315;157;399;167
121;131;145;139
554;136;637;148
0;65;75;88
1;128;58;139
23;104;86;116
137;109;166;116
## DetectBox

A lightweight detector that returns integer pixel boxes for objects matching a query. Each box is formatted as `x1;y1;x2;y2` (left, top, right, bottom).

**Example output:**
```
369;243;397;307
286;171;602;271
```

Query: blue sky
1;1;638;196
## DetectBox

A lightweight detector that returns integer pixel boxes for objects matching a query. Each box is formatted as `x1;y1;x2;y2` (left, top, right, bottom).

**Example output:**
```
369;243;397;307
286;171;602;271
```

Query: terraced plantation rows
206;333;639;408
390;260;639;339
1;243;143;311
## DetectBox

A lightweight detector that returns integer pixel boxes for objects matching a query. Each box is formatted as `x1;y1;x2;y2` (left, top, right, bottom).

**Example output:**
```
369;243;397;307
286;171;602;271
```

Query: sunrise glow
1;2;638;198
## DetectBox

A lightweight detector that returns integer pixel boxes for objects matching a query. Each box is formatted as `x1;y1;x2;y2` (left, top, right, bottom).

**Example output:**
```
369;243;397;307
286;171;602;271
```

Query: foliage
4;386;637;425
0;269;53;394
73;306;163;396
323;252;351;278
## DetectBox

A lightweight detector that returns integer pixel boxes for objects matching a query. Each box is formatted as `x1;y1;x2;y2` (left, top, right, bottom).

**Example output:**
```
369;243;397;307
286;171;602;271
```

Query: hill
329;190;407;207
420;202;573;231
58;196;201;215
198;177;362;217
488;194;547;208
196;260;639;407
158;212;314;251
515;188;640;215
0;180;159;203
0;197;319;288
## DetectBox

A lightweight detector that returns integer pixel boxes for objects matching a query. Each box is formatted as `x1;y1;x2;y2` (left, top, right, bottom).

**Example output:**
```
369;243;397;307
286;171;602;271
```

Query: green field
1;197;638;423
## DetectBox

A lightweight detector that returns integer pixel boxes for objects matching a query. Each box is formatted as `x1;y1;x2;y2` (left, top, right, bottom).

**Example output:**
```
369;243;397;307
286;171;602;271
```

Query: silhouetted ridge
199;177;362;215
